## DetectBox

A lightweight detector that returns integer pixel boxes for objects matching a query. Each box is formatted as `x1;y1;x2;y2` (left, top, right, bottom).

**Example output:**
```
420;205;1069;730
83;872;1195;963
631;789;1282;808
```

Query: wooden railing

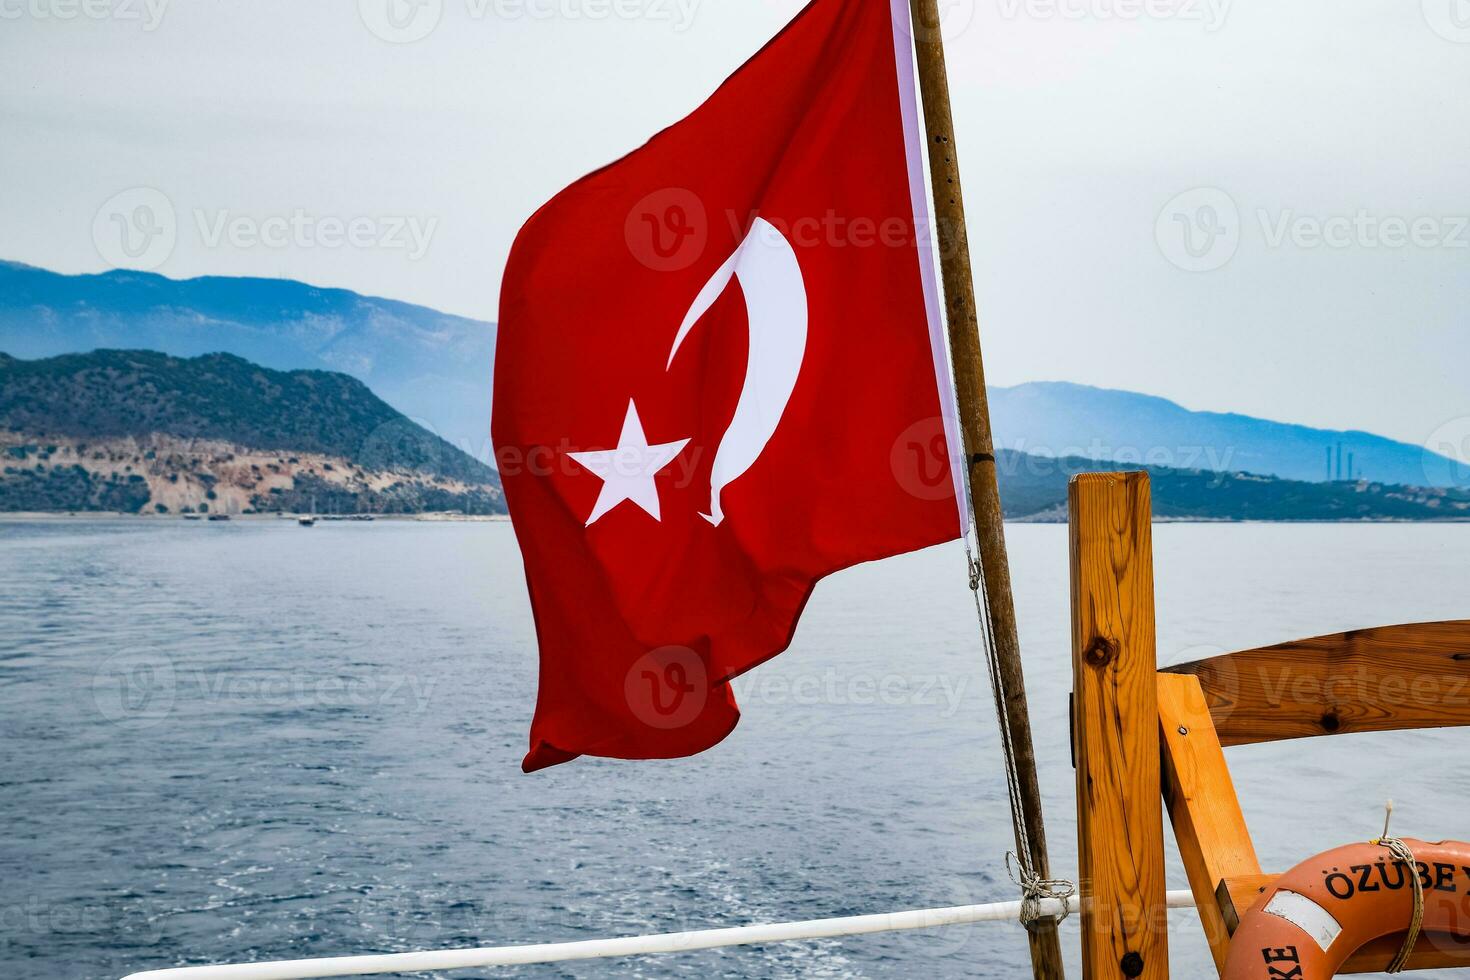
1069;470;1470;979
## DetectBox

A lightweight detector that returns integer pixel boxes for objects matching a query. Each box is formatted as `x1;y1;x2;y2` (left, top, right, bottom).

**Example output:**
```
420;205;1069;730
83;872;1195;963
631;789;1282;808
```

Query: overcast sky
2;0;1467;450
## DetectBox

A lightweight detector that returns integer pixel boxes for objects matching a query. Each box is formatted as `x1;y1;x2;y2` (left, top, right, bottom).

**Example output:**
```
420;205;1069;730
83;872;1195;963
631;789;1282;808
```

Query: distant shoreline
2;511;1466;526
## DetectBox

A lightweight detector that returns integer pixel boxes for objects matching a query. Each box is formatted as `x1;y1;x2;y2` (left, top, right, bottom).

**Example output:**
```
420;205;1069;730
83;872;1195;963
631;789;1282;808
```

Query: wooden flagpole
906;2;1067;978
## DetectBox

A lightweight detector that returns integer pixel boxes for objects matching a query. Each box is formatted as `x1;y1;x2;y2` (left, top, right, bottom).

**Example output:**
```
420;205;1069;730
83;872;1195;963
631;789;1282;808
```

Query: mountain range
2;347;1465;521
988;382;1464;489
3;260;1465;495
0;260;496;462
0;350;503;516
994;449;1467;522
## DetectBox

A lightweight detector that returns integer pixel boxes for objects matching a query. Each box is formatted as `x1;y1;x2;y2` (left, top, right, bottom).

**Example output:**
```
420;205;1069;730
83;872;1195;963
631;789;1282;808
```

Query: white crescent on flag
666;217;809;526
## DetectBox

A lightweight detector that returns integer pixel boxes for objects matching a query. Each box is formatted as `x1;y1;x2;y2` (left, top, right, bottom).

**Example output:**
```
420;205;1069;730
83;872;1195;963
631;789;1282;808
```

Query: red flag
494;0;964;772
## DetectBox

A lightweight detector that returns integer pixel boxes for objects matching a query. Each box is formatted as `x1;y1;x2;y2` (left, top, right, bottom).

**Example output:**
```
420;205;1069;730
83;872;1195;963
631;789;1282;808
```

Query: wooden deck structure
1068;471;1470;978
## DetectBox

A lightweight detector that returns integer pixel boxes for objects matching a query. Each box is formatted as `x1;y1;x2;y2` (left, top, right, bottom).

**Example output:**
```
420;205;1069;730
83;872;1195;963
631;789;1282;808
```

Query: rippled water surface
1;519;1467;979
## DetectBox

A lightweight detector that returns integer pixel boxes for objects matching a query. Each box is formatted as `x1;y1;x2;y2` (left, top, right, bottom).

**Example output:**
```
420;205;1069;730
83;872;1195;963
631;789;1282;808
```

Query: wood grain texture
1157;673;1261;974
1070;472;1170;979
1219;874;1470;972
1165;620;1470;745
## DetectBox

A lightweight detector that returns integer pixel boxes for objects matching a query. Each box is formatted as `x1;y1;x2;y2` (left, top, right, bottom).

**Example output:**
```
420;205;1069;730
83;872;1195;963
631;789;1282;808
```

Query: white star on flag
568;400;691;527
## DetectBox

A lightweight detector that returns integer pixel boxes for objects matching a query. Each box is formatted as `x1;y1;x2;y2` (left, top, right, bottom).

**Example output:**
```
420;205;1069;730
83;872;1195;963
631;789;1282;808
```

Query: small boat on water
206;513;230;522
298;516;316;527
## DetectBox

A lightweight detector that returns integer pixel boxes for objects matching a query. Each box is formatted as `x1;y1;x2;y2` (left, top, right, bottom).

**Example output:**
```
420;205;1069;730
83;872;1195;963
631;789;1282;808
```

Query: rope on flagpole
941;414;1074;925
905;0;1073;957
939;345;1076;924
962;539;1075;925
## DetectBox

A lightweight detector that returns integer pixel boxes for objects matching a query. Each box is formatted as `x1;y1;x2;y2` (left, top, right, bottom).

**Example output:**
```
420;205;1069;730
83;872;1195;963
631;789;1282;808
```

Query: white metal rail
121;890;1198;979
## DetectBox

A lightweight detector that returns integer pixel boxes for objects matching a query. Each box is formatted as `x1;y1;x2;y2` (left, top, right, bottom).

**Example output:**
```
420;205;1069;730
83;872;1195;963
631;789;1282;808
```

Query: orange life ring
1223;838;1470;978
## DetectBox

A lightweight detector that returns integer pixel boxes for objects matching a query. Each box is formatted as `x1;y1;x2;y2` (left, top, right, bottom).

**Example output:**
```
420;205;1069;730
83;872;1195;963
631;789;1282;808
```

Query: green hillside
997;450;1470;521
0;350;501;515
0;350;493;485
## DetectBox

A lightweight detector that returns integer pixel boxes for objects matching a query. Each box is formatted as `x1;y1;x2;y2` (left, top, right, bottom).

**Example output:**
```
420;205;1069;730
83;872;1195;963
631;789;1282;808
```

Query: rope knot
1375;835;1422;973
1006;852;1076;927
1374;799;1422;974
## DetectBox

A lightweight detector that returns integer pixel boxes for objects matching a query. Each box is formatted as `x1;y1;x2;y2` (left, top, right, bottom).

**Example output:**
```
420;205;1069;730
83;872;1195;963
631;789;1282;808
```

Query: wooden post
1068;472;1170;979
907;2;1066;977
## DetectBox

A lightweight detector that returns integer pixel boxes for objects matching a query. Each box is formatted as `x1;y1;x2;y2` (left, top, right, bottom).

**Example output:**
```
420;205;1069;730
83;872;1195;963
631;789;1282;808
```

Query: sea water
1;519;1467;979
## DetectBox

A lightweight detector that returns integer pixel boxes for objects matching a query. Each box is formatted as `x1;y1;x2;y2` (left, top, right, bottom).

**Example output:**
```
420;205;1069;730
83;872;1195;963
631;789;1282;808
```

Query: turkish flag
494;0;964;772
